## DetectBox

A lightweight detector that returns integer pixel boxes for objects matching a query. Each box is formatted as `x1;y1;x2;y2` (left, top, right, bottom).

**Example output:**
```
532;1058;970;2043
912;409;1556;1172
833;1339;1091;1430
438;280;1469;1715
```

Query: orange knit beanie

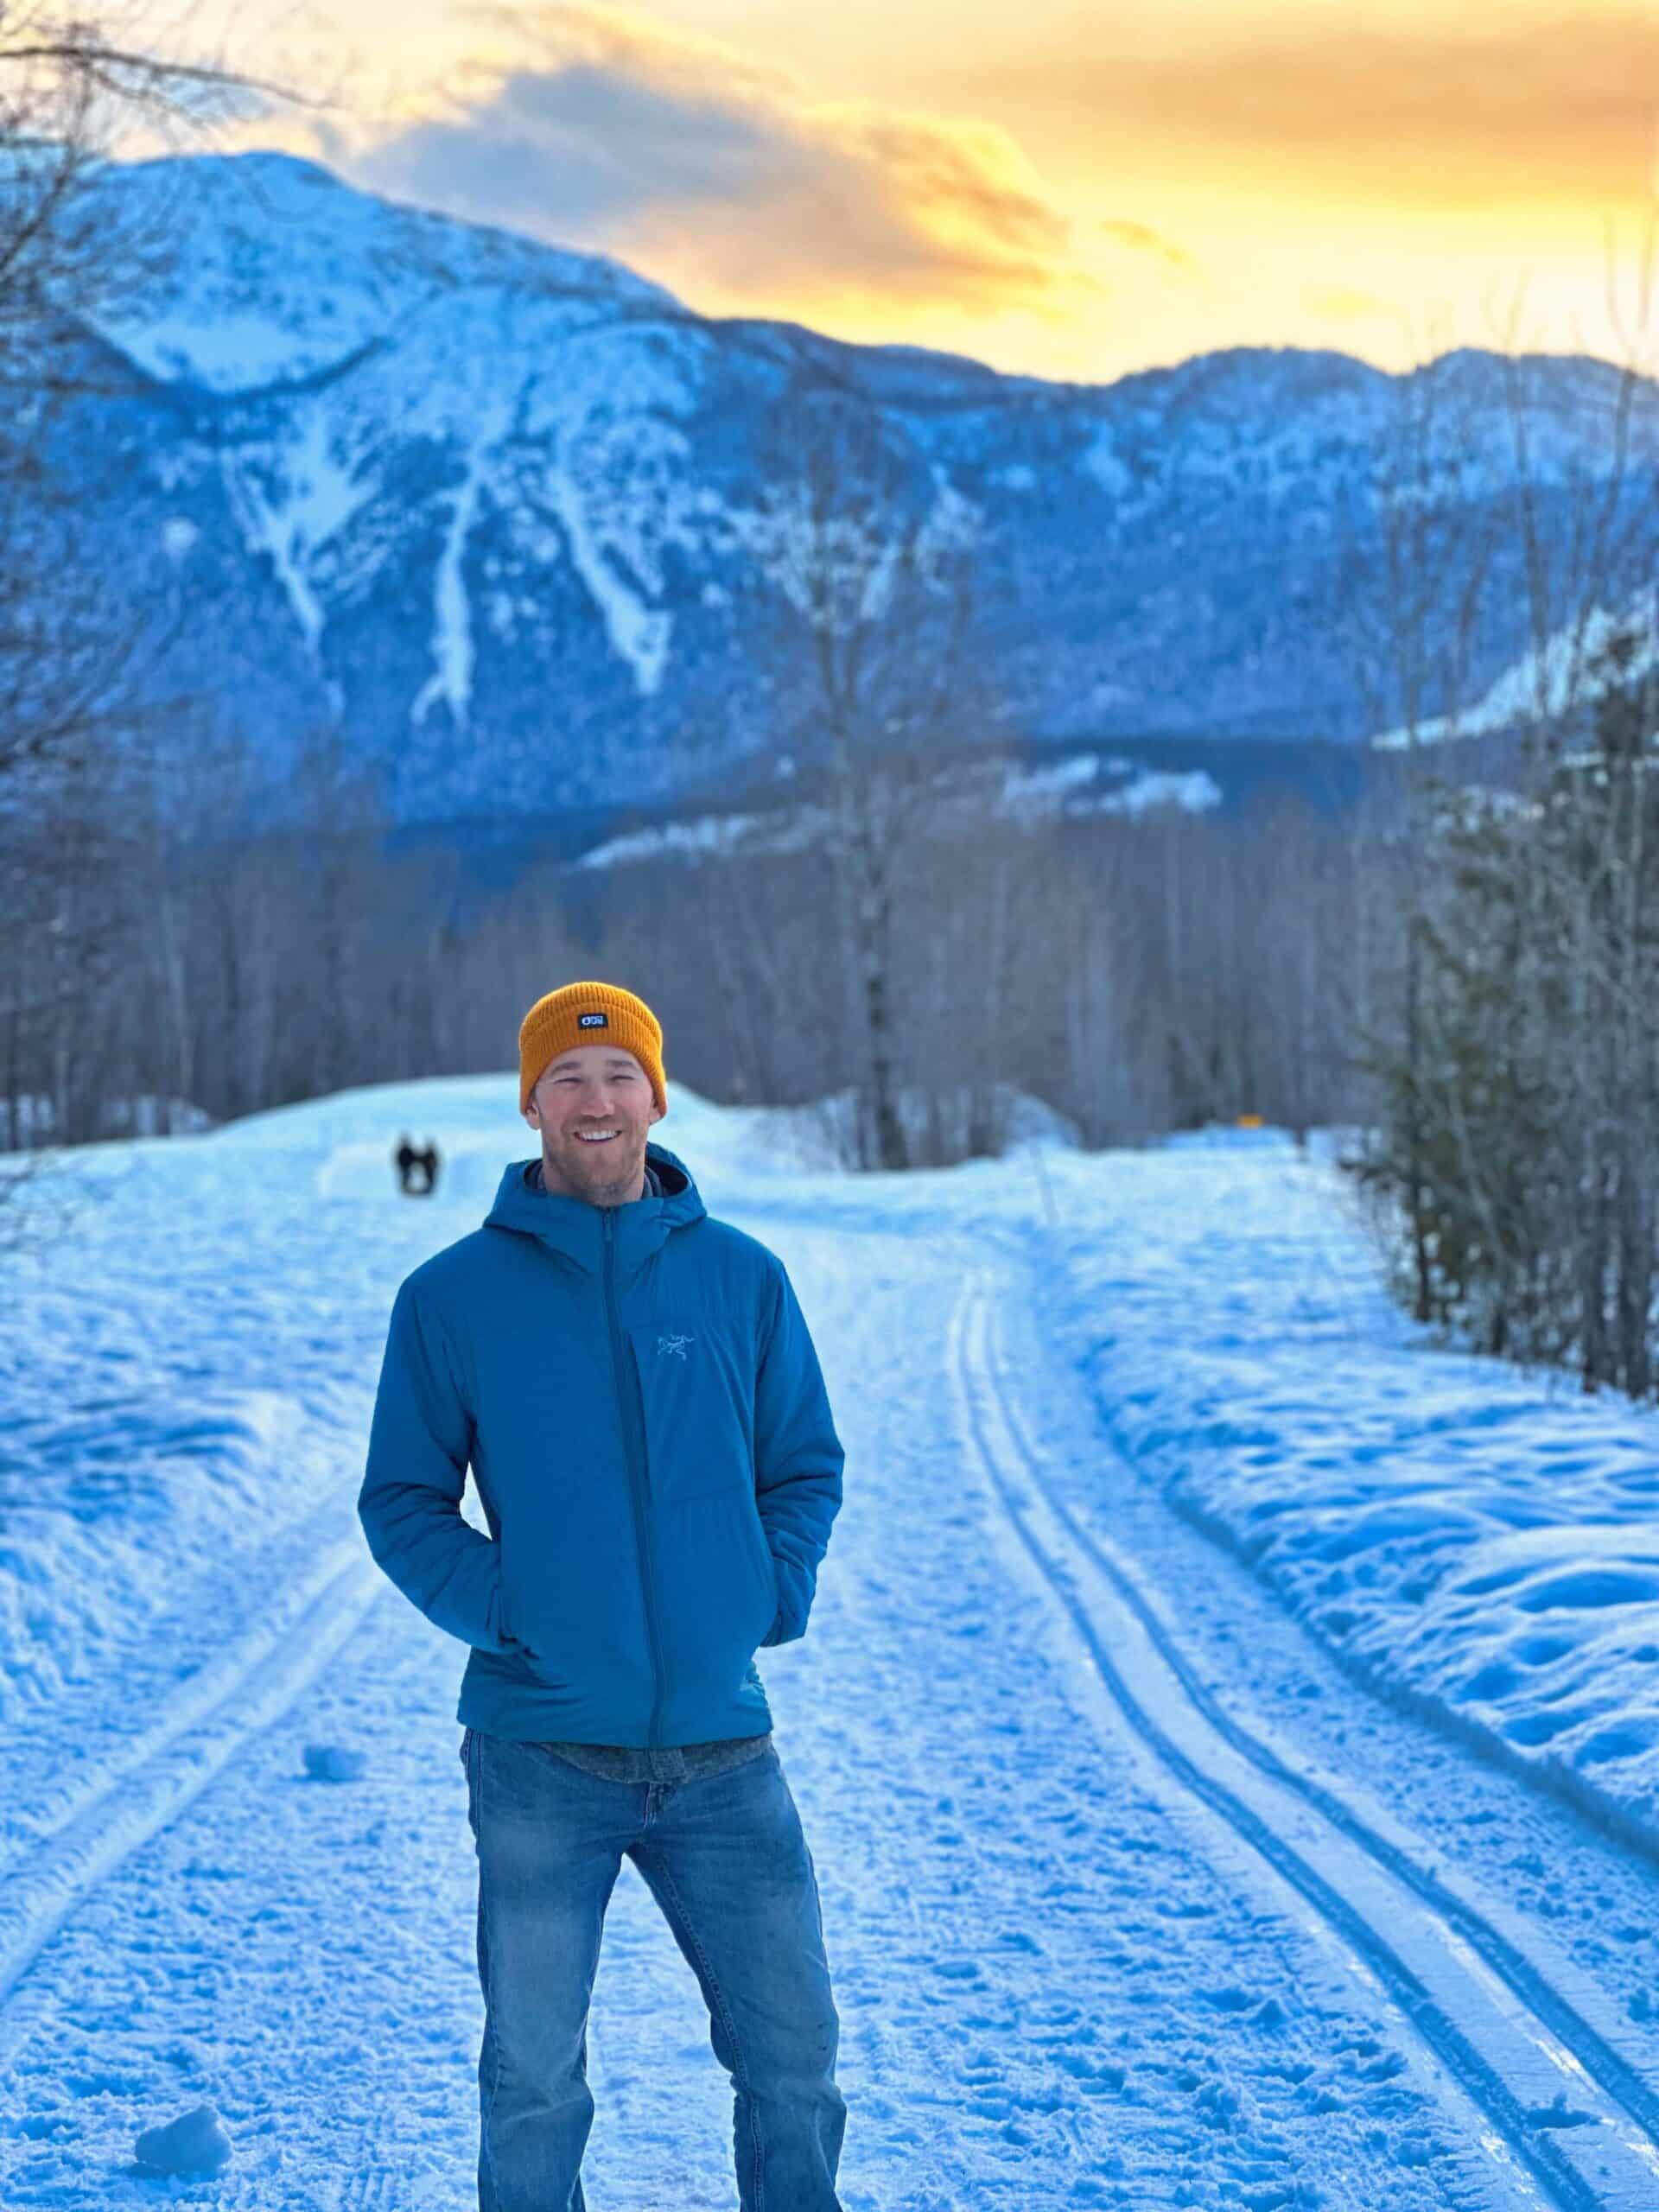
518;981;667;1117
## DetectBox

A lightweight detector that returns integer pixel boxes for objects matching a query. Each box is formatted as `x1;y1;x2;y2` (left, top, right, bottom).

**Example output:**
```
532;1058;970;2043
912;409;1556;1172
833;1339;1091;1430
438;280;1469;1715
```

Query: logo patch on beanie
577;1011;608;1028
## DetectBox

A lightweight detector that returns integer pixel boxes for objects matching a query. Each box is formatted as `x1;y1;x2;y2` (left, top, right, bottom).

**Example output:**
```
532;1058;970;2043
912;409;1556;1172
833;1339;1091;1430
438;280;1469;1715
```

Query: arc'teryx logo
658;1332;696;1359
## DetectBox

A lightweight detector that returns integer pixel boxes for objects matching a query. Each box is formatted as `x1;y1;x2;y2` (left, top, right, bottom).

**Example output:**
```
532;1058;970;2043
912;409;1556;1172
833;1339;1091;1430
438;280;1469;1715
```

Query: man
357;981;848;2212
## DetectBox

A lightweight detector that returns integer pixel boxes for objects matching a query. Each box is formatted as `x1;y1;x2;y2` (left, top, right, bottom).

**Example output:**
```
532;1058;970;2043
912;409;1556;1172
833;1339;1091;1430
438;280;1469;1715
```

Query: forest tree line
3;725;1394;1162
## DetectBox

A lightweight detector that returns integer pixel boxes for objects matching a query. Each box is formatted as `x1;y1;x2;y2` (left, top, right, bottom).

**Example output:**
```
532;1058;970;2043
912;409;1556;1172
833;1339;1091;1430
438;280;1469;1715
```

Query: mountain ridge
42;151;1659;830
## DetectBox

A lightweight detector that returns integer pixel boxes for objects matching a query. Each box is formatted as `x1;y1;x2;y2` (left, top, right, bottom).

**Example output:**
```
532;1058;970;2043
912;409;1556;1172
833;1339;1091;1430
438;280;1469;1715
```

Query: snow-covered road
3;1082;1659;2209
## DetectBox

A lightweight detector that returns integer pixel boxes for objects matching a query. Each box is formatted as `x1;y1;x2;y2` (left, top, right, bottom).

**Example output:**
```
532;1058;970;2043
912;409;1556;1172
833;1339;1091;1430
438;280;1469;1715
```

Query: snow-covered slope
7;1090;1658;1849
90;153;673;394
9;1091;1659;2203
1027;1128;1659;1847
41;153;1659;829
1372;587;1659;749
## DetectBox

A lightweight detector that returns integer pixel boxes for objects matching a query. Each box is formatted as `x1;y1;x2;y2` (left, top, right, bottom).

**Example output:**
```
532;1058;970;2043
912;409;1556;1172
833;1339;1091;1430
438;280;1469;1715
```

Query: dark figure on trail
400;1150;448;1203
393;1137;440;1195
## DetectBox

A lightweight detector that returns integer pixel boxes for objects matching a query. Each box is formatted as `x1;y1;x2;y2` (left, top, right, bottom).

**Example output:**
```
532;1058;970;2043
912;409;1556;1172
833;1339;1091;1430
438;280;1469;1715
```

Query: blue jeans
460;1728;848;2212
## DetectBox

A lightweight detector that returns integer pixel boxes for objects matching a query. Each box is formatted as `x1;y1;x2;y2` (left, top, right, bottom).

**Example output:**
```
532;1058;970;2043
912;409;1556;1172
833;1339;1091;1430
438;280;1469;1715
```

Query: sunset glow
213;0;1659;379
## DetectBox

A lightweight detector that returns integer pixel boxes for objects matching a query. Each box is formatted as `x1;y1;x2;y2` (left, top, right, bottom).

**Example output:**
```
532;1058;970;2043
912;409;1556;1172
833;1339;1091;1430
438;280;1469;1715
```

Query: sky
190;0;1659;384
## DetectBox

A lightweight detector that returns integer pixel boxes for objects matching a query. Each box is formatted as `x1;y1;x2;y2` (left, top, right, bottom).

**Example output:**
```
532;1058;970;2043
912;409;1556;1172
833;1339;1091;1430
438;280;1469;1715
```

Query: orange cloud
947;9;1659;213
346;1;1095;322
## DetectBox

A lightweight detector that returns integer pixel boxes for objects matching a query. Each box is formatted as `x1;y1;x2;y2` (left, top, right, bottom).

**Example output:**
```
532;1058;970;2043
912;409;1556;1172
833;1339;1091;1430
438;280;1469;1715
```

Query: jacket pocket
731;1484;777;1617
652;1484;778;1701
496;1557;533;1657
498;1482;640;1687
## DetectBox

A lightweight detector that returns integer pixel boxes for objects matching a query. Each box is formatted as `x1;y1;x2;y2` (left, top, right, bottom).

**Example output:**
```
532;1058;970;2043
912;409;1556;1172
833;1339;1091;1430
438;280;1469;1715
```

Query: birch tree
749;374;983;1169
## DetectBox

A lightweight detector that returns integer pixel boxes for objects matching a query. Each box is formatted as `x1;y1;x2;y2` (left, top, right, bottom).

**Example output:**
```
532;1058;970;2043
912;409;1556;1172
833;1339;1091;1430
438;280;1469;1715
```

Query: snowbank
1028;1131;1659;1853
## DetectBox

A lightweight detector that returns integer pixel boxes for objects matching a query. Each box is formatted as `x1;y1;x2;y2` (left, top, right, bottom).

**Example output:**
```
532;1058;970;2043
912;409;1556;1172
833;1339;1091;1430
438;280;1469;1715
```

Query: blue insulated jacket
357;1141;845;1745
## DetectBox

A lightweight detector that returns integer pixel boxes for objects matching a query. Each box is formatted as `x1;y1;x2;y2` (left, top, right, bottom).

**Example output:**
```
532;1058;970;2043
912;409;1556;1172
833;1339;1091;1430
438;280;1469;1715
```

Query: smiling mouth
575;1130;621;1144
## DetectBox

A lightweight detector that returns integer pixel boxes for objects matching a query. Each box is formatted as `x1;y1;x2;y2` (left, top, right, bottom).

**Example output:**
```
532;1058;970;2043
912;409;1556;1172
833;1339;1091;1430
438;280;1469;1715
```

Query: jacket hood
483;1140;707;1274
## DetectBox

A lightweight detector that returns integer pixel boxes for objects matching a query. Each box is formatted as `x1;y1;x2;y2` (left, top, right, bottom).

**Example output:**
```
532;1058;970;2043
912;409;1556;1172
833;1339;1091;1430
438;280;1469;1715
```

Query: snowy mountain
49;152;1659;828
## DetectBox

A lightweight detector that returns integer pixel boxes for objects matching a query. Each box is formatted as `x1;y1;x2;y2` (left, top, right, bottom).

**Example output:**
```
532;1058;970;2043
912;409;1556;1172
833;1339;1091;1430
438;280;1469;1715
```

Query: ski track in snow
1023;1137;1659;1854
3;1090;1659;2207
950;1262;1659;2209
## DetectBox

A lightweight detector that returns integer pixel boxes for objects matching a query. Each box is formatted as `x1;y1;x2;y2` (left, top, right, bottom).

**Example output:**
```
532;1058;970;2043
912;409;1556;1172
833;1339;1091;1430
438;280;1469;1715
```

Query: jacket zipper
604;1206;666;1748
